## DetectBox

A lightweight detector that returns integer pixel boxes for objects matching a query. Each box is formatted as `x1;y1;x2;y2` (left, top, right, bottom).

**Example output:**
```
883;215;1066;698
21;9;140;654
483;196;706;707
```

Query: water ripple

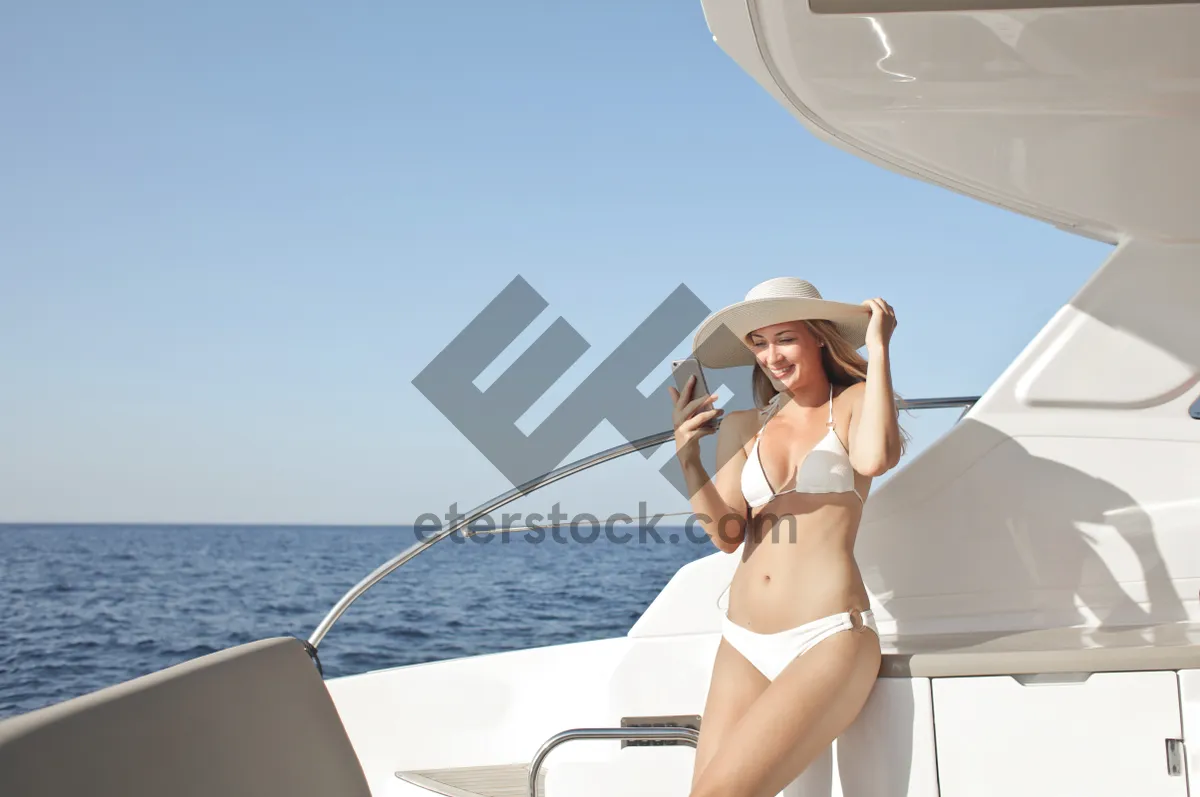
0;524;709;718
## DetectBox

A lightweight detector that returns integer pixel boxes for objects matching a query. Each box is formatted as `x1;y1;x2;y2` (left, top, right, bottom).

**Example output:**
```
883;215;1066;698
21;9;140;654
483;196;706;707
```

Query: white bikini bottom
721;609;878;682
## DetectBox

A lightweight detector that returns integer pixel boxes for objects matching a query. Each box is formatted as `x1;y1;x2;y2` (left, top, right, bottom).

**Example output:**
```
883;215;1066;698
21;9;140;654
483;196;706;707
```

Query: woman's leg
690;627;881;797
691;637;771;790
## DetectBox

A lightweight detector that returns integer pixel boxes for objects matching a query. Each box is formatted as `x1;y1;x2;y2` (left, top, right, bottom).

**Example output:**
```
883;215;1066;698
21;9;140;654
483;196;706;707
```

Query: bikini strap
760;392;783;417
756;393;783;438
827;382;835;429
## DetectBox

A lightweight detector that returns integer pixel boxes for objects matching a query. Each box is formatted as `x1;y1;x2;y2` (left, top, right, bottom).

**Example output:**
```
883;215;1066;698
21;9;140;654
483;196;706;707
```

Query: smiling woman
746;314;910;465
668;276;907;797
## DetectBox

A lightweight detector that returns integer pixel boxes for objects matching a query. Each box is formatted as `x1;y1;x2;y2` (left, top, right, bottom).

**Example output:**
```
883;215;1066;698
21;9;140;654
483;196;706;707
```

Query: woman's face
748;321;823;391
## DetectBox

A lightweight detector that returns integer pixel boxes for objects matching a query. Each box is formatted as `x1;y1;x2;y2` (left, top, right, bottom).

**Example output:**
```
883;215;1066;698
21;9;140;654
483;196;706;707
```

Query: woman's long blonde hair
750;318;910;455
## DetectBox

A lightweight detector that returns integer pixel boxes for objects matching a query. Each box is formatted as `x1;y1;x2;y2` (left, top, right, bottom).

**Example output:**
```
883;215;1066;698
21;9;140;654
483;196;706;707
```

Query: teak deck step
395;763;546;797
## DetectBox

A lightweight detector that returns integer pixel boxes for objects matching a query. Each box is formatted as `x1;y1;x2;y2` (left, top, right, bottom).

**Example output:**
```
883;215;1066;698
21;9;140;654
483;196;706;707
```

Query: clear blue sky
0;2;1111;524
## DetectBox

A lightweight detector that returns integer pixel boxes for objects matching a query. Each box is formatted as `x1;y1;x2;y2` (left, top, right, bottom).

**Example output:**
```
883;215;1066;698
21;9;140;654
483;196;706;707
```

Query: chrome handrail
465;509;698;536
527;727;701;797
897;396;979;411
306;426;677;649
307;394;980;650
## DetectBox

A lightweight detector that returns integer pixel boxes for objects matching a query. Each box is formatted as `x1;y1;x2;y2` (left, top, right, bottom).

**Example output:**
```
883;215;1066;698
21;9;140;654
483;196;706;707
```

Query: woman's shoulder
719;407;763;440
723;407;763;422
834;381;868;425
726;393;784;434
835;381;867;403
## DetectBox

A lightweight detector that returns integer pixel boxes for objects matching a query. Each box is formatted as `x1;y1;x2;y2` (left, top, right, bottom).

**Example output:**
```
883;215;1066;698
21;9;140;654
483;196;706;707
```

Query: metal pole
306;427;678;649
527;727;701;797
307;395;980;650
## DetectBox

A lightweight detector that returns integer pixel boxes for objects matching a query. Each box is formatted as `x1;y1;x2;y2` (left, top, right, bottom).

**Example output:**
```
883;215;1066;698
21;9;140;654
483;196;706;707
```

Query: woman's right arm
668;376;751;553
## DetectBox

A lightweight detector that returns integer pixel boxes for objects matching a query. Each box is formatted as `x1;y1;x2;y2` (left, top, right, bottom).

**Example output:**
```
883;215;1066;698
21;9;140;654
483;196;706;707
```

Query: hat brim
692;296;870;368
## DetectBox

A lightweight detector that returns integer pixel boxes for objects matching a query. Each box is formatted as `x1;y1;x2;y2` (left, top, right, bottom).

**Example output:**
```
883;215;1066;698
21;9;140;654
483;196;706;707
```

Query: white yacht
3;0;1198;795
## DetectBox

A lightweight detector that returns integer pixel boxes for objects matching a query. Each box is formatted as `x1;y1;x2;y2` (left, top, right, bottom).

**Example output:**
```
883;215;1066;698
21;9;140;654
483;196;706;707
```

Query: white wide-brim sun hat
692;277;870;368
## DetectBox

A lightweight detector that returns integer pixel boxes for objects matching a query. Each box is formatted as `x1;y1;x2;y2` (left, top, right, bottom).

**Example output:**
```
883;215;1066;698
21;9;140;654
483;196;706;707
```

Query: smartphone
671;358;718;428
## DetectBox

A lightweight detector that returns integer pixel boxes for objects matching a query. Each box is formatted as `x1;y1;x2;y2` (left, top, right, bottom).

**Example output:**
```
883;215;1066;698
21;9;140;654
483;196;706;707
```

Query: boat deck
395;764;544;797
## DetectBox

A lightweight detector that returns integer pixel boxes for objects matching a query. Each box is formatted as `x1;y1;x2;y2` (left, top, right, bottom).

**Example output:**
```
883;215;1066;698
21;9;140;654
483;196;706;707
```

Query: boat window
1191;390;1200;420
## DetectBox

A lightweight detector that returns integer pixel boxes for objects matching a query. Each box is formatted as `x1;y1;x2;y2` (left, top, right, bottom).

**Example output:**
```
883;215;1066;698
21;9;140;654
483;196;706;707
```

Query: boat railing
305;394;981;656
527;726;702;796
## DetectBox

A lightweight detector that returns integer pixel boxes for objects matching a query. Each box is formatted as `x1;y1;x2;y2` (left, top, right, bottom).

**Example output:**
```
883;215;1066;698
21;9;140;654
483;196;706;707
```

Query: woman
667;277;903;797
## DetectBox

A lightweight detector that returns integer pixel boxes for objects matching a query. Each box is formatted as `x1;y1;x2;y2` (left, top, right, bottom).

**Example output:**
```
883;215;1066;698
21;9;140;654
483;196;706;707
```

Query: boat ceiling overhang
701;0;1200;244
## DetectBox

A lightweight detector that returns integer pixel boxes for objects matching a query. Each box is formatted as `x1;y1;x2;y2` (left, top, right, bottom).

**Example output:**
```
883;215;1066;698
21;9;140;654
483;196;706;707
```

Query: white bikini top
740;383;864;508
717;385;863;612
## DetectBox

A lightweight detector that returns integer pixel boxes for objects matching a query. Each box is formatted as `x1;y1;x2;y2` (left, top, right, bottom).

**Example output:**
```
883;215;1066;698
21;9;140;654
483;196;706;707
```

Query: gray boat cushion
0;637;371;797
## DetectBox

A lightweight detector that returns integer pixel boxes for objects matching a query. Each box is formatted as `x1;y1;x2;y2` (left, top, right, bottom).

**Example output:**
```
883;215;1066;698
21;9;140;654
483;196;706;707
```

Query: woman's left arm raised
848;298;902;478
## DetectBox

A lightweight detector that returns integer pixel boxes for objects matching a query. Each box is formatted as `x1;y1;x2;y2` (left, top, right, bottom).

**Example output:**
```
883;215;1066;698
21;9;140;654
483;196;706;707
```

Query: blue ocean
0;524;711;719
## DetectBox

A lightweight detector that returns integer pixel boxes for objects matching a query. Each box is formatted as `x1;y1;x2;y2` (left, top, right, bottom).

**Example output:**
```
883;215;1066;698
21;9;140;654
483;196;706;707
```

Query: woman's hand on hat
861;297;897;352
667;376;722;460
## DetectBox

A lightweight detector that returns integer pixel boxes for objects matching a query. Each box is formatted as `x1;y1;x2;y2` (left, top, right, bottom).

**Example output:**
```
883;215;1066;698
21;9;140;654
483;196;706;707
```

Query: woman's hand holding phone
667;374;722;462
